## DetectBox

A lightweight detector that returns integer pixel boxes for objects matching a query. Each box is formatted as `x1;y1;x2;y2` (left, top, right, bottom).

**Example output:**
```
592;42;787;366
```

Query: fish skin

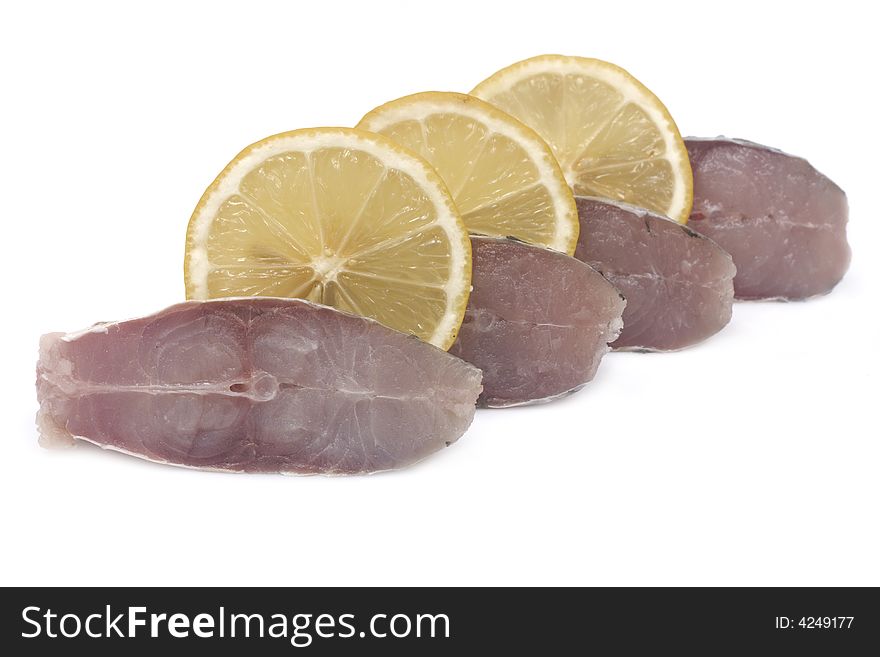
449;236;624;407
36;298;482;475
574;196;736;352
686;137;851;300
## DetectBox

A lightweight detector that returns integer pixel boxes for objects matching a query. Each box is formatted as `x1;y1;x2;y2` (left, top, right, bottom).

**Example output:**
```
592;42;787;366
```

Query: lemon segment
358;92;578;254
185;128;471;350
471;55;693;223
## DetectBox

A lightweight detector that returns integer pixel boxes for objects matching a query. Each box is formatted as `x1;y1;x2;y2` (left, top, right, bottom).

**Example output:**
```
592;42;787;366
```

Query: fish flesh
449;236;624;407
450;236;624;407
686;137;850;300
36;298;482;475
574;197;735;351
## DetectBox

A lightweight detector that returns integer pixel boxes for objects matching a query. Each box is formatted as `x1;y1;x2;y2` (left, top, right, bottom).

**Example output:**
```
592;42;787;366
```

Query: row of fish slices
33;134;851;474
34;138;850;473
467;134;851;399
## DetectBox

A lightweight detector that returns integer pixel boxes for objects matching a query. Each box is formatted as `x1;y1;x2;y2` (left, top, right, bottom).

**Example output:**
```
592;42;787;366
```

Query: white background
2;0;877;586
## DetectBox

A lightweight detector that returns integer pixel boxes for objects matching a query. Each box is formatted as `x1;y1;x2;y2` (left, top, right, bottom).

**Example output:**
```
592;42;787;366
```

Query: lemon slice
358;92;578;254
471;55;693;223
185;128;471;349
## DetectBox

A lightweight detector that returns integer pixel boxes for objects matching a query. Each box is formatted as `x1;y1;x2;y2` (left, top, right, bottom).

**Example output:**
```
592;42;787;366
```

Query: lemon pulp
185;128;471;349
472;55;693;223
359;92;578;253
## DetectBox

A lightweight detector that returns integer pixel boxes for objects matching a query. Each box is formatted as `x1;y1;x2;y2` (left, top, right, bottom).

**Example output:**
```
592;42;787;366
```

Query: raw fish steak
449;236;624;407
574;197;735;351
36;299;482;475
686;137;850;300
